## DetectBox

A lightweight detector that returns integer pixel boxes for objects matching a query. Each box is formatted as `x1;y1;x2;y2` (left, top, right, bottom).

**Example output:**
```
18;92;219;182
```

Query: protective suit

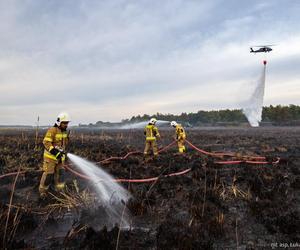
39;113;70;197
144;118;160;157
171;121;186;153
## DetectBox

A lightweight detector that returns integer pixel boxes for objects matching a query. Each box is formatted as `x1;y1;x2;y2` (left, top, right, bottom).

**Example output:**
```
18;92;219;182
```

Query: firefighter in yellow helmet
144;118;160;157
171;121;186;153
39;112;70;198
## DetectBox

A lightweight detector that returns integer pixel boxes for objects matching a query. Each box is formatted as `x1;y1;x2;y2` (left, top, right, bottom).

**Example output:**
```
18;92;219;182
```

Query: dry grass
2;167;21;248
0;206;23;248
216;211;225;226
64;222;88;242
218;176;252;201
47;181;95;212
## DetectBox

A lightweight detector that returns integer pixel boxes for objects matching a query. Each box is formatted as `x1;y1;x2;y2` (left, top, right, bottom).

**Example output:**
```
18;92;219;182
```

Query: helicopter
250;45;274;53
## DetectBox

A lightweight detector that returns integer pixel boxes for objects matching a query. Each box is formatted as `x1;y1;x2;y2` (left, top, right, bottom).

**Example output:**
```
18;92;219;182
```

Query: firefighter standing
171;121;186;153
144;118;160;157
39;112;70;198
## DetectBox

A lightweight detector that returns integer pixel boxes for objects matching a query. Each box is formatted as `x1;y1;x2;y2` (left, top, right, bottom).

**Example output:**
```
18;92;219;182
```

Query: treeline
262;105;300;123
80;105;300;127
124;105;300;126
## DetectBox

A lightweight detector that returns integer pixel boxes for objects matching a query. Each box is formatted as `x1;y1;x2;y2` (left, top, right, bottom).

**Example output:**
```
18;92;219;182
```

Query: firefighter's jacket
144;124;160;141
43;126;69;162
175;124;186;140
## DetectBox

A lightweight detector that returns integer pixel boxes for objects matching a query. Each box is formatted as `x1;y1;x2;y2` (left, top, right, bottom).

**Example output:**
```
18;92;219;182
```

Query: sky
0;0;300;125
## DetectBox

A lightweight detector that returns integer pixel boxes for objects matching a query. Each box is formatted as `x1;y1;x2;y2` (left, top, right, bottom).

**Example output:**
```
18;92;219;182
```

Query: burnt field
0;127;299;249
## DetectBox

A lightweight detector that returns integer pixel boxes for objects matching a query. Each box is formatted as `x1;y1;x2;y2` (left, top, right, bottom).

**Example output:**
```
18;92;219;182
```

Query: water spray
120;120;170;129
242;60;267;127
67;153;132;229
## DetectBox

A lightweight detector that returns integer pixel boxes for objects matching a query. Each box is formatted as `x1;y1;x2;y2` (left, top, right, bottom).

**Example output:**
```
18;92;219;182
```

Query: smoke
242;62;266;127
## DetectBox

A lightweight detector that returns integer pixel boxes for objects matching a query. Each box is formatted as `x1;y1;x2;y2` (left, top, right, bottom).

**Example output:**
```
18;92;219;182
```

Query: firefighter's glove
50;148;64;162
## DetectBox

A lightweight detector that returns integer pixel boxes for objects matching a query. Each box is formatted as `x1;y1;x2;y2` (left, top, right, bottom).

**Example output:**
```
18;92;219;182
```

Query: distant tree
93;105;300;127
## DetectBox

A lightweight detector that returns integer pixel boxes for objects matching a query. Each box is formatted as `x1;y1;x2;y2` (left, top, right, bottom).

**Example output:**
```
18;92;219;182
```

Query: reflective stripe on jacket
43;126;68;162
144;124;160;141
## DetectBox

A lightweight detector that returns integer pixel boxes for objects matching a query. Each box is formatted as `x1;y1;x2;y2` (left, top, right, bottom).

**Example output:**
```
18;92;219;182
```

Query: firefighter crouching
171;121;186;153
39;112;70;198
144;118;160;157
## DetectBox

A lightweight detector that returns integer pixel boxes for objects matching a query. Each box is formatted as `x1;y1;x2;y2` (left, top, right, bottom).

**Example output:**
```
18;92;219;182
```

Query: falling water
67;153;132;228
120;120;170;129
242;61;267;127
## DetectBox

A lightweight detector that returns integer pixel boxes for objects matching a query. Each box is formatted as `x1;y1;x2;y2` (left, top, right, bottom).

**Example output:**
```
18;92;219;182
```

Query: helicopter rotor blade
251;44;277;47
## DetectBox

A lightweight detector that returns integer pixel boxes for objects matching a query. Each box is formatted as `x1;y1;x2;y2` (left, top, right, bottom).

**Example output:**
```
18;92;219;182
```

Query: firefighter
171;121;186;153
39;112;70;198
144;118;160;157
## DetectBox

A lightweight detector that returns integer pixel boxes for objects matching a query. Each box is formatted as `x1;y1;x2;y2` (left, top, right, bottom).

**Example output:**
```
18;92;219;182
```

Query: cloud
0;0;300;125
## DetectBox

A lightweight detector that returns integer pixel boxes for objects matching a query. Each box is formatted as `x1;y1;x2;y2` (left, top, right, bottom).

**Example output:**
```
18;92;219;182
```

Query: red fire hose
64;163;191;183
0;140;280;181
186;140;266;160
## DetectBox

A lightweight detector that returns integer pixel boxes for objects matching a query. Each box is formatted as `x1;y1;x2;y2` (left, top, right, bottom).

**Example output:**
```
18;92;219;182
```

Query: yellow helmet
56;112;71;126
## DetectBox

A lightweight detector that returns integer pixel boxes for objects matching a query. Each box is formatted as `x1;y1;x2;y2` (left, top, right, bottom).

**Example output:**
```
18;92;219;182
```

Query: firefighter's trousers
39;158;65;196
177;139;186;153
144;140;158;156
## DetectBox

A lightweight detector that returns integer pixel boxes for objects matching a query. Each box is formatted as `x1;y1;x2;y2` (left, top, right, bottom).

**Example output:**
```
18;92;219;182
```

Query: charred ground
0;127;299;249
